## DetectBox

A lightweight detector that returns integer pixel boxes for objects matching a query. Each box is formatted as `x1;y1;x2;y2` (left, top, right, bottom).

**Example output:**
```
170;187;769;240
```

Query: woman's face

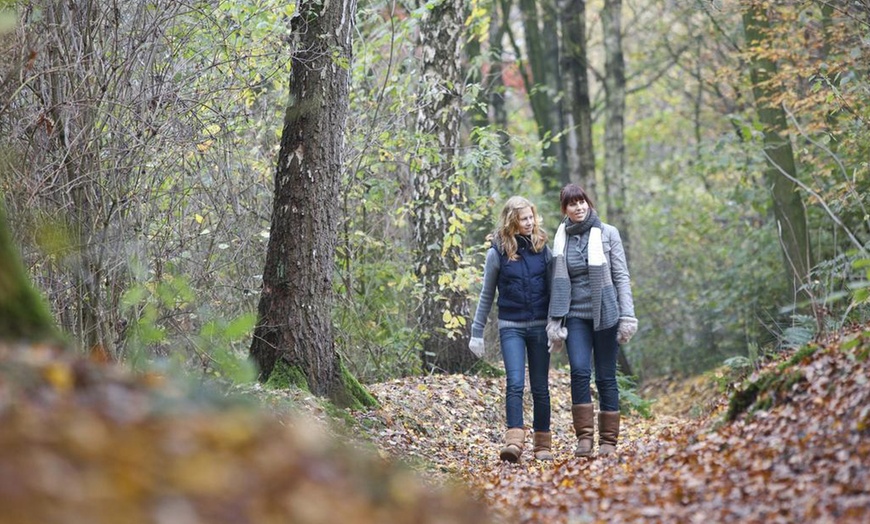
565;198;589;223
517;207;535;236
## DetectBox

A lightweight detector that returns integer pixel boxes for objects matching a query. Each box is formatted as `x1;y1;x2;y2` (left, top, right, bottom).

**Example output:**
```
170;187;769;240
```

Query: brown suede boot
571;403;595;457
499;427;525;462
533;431;554;461
598;411;620;456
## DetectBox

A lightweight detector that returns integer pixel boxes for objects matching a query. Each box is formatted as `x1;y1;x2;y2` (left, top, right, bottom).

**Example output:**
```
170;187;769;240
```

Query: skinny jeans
565;317;620;412
499;325;551;432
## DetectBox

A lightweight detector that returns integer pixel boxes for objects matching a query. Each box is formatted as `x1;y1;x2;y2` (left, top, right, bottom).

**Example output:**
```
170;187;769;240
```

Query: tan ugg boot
571;403;595;457
533;431;554;461
499;427;525;462
598;411;620;456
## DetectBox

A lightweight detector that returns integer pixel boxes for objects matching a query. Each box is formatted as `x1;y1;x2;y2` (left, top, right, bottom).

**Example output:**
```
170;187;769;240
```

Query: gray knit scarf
549;209;608;330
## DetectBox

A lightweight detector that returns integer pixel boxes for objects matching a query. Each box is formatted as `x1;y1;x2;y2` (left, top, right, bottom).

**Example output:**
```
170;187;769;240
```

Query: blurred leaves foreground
0;343;488;524
2;324;869;524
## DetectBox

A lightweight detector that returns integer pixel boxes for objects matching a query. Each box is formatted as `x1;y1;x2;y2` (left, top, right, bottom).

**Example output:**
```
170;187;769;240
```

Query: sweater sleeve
471;248;500;338
607;226;635;318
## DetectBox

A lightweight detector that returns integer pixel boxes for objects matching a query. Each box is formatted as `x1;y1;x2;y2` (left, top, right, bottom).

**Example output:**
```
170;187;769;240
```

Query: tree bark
602;0;628;257
250;0;373;408
562;0;596;195
601;0;633;377
490;0;513;163
412;0;473;374
516;0;563;186
742;1;813;304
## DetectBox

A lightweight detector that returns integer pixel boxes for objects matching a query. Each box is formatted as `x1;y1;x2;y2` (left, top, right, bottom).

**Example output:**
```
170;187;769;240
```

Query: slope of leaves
353;329;870;523
0;343;489;524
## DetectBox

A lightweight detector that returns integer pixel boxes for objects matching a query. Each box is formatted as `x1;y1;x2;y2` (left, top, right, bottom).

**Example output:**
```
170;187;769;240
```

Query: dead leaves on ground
354;330;870;523
1;326;868;524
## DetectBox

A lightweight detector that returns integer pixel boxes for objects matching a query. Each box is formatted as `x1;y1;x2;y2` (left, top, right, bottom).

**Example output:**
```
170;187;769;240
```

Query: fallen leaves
353;329;870;523
1;325;868;523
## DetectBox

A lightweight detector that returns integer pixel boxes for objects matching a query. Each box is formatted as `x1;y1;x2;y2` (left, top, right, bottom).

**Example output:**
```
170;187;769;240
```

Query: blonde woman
468;196;555;462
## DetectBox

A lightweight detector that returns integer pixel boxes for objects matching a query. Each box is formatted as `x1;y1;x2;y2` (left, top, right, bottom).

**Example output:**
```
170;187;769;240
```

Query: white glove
468;337;485;357
546;318;567;343
617;317;638;345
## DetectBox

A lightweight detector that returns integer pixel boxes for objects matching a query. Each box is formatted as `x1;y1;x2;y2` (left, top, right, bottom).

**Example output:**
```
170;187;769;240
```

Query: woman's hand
468;337;485;357
617;317;638;344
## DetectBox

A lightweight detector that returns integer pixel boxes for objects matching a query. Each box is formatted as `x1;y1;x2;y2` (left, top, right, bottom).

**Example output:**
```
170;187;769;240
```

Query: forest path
0;330;867;524
354;333;870;523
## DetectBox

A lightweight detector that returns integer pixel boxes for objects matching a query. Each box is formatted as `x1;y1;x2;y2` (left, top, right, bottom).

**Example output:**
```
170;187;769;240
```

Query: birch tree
412;0;473;373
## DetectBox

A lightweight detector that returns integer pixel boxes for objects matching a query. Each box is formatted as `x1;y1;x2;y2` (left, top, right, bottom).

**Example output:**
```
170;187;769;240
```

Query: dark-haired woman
547;184;637;456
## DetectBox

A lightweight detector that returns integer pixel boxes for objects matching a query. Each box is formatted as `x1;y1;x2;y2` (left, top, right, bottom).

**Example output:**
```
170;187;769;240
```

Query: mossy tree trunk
0;200;61;344
249;0;374;409
412;0;474;374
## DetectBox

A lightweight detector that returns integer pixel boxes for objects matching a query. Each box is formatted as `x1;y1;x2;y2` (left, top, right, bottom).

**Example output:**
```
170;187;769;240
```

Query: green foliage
467;358;505;378
121;265;256;385
617;373;654;419
627;130;787;379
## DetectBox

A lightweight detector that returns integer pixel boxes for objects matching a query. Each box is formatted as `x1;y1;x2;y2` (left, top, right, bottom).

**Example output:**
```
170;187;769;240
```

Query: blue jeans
565;317;620;412
499;325;551;432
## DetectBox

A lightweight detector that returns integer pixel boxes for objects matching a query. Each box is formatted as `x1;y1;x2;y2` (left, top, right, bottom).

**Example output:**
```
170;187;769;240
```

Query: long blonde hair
495;196;548;261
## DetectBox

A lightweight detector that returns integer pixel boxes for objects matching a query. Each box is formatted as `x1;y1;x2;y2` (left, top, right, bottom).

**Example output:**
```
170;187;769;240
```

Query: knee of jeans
505;378;524;395
595;376;617;390
571;369;591;383
530;384;549;398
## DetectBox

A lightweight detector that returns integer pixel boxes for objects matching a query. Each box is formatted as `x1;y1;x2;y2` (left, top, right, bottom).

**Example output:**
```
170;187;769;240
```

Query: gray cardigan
550;222;635;329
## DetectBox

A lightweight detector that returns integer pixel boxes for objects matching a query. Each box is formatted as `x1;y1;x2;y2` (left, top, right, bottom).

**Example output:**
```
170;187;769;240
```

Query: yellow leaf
195;214;204;224
42;362;73;393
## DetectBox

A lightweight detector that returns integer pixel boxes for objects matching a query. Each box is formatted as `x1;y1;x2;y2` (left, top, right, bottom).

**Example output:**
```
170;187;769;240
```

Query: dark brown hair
559;184;595;215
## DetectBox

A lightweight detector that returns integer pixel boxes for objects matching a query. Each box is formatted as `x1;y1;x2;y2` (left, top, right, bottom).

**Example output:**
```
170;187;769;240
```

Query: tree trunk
517;0;562;186
42;2;120;358
412;0;473;374
562;0;596;196
542;0;570;186
490;0;513;163
602;0;629;259
0;199;61;344
250;0;373;408
601;0;633;377
742;1;813;304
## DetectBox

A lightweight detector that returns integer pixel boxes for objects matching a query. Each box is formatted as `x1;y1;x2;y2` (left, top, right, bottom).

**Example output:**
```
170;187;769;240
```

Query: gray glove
617;317;638;345
468;337;485;357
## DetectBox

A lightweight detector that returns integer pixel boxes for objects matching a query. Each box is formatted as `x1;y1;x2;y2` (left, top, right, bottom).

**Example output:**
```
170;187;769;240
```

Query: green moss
467;359;505;378
338;360;378;410
264;360;309;392
0;200;62;344
725;366;806;422
777;343;818;372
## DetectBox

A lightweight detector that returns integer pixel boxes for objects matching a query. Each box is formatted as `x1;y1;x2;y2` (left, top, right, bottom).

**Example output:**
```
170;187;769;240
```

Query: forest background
1;0;869;400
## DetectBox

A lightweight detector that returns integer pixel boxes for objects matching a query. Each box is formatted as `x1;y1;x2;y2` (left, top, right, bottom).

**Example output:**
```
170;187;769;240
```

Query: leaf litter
0;325;868;523
353;327;870;523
